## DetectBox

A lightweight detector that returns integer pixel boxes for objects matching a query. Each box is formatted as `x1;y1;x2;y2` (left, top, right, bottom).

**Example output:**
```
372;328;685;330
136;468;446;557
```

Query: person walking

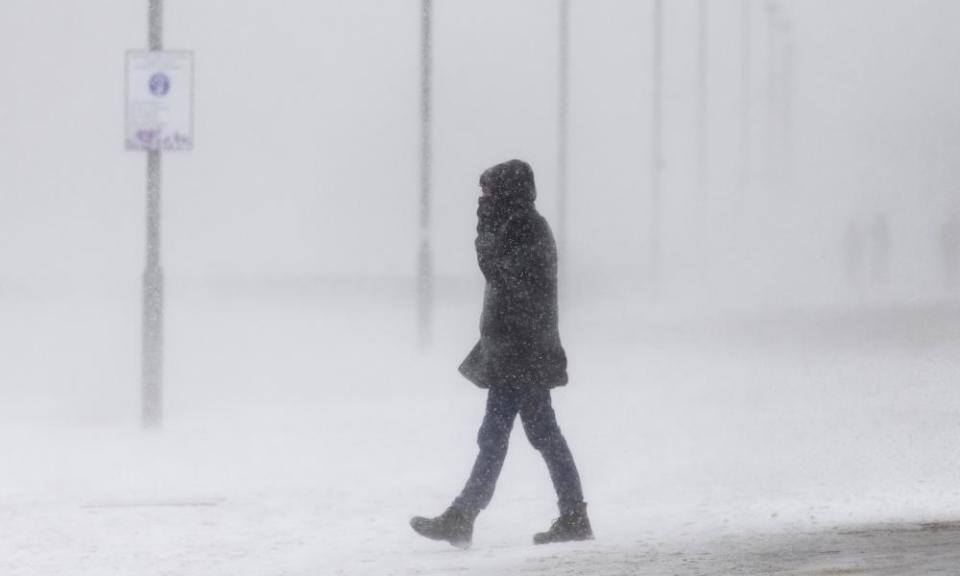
410;159;592;549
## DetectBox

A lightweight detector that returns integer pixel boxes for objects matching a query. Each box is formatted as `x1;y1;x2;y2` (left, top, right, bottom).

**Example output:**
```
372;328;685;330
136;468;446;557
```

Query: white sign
126;51;194;151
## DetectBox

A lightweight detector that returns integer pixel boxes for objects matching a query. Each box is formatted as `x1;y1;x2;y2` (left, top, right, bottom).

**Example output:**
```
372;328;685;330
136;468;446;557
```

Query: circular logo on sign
149;72;171;97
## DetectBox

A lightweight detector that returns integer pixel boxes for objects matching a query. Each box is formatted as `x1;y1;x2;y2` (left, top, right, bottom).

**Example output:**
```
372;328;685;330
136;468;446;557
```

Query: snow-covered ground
2;285;960;575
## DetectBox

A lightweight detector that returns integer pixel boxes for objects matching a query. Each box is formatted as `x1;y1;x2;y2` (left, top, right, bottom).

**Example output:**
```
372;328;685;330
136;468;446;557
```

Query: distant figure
870;213;890;286
410;160;592;548
843;219;864;287
940;211;960;290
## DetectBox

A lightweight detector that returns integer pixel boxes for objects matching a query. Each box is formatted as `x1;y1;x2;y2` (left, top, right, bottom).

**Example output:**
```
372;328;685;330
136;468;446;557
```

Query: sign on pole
126;51;194;151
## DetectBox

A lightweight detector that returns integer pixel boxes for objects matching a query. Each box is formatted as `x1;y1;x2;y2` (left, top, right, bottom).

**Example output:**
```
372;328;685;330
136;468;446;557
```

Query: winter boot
410;506;475;549
533;503;594;545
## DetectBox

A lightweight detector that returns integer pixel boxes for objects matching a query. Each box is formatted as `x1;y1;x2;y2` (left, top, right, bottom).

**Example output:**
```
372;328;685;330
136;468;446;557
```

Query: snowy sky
0;0;958;300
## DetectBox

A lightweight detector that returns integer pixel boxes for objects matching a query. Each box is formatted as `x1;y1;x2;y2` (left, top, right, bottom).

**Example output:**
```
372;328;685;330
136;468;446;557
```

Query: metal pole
697;0;708;196
774;8;794;189
651;0;663;285
764;1;792;189
695;0;710;287
765;1;779;185
558;0;570;274
142;0;164;429
418;0;433;349
782;18;796;189
740;0;752;193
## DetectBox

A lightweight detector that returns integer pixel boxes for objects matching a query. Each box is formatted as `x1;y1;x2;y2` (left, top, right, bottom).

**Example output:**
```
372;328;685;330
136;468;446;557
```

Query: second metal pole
418;0;434;349
740;0;752;193
558;0;570;278
697;0;709;196
650;0;663;286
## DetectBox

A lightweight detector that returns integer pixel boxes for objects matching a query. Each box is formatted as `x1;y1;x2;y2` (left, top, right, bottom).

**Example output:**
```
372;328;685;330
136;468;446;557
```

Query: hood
479;159;537;204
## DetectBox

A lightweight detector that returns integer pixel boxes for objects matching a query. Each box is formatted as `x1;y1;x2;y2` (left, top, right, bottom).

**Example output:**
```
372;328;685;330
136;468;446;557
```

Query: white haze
0;0;956;295
1;1;960;575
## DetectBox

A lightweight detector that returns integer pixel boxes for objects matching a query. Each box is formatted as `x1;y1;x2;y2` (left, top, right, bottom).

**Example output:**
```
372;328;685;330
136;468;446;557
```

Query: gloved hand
476;196;499;279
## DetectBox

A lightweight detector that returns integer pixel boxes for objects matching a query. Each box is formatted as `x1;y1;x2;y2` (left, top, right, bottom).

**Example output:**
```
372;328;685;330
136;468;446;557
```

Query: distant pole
695;0;710;285
558;0;570;271
142;0;164;429
418;0;433;349
782;16;796;188
768;3;795;189
651;0;663;285
740;0;752;193
765;1;779;184
697;0;709;196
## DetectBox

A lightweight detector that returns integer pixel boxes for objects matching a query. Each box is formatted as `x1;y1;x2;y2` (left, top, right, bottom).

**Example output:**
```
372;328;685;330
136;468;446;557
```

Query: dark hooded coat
458;160;568;389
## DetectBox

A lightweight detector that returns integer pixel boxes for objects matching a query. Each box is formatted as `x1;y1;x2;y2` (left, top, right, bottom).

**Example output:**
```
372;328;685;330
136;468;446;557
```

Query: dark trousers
453;385;585;516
